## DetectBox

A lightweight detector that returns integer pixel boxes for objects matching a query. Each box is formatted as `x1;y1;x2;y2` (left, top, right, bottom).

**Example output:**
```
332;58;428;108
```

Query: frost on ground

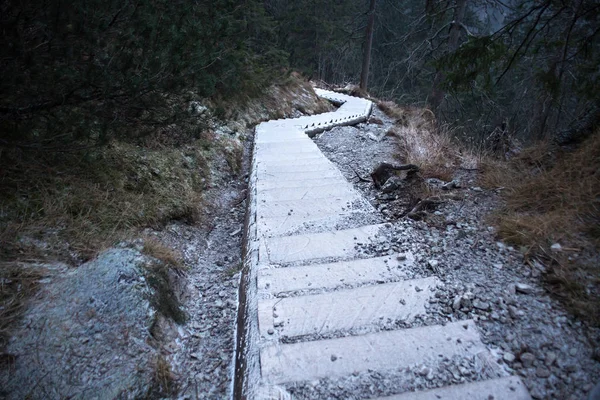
313;104;600;400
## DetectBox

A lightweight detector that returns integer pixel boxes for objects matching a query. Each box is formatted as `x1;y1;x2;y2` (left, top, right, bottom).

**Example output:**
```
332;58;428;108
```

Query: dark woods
1;0;599;151
267;0;600;145
0;0;285;151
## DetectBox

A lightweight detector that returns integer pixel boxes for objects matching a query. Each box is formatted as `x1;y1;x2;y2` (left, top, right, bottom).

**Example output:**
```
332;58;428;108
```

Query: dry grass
384;115;459;181
150;354;177;396
0;141;210;264
481;131;600;324
378;100;466;180
142;238;184;271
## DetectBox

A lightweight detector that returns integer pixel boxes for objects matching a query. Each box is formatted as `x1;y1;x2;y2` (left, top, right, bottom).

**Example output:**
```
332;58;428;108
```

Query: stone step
258;254;415;295
255;184;356;202
260;319;486;384
375;376;531;400
256;162;336;174
264;224;385;264
257;277;439;339
256;197;367;219
256;176;344;190
256;211;379;238
256;168;342;182
258;153;326;163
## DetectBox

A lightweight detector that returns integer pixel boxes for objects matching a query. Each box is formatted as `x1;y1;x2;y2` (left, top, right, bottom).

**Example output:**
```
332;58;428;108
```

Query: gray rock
3;249;159;399
536;367;552;378
452;295;462;311
545;352;557;366
515;283;534;294
520;352;536;368
473;299;490;311
503;352;516;363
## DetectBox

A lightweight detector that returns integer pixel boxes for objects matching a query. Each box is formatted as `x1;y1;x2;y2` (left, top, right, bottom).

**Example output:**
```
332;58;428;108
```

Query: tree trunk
429;0;467;110
359;0;376;92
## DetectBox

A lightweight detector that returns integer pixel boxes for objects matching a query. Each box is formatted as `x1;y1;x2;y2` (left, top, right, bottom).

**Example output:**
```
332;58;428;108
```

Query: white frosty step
257;153;325;163
260;319;486;384
377;376;531;400
264;224;385;264
256;162;336;174
256;197;365;219
256;184;357;202
258;254;415;295
256;211;374;238
255;176;343;190
258;277;439;338
256;168;342;181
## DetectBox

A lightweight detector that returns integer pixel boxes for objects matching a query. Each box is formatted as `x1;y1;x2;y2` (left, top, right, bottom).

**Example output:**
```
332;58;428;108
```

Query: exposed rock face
1;249;162;399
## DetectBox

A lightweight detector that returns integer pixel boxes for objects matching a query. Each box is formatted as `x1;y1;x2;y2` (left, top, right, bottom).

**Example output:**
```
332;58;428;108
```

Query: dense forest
267;0;600;146
1;0;599;150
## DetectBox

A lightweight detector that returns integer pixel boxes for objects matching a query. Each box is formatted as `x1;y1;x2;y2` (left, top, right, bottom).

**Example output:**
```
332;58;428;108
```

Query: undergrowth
481;131;600;325
379;100;477;181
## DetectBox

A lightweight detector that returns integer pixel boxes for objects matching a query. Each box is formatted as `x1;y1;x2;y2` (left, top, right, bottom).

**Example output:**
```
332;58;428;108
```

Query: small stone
508;306;520;319
415;286;422;292
515;283;534;294
493;263;503;269
190;352;202;359
503;352;516;363
550;243;562;251
536;367;551;378
330;354;338;362
267;328;275;335
452;295;462;311
568;348;578;356
428;259;439;268
545;352;557;366
397;254;407;261
520;352;536;368
565;363;578;373
473;299;490;311
418;366;431;376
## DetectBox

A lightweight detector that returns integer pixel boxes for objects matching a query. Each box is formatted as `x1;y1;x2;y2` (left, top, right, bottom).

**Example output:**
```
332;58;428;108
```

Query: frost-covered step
257;152;326;163
260;320;486;384
256;176;345;191
256;211;376;238
376;376;531;400
254;141;320;157
254;144;318;154
257;277;439;338
256;168;342;181
256;197;366;219
258;254;415;295
264;224;385;264
256;161;335;174
256;184;357;202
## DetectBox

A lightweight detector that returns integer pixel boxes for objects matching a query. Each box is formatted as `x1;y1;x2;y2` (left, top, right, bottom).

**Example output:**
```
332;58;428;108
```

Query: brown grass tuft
151;354;177;396
387;123;459;181
482;130;600;324
142;238;184;271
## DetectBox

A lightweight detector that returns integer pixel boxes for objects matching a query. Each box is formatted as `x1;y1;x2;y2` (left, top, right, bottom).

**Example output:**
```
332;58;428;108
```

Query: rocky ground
311;104;600;399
